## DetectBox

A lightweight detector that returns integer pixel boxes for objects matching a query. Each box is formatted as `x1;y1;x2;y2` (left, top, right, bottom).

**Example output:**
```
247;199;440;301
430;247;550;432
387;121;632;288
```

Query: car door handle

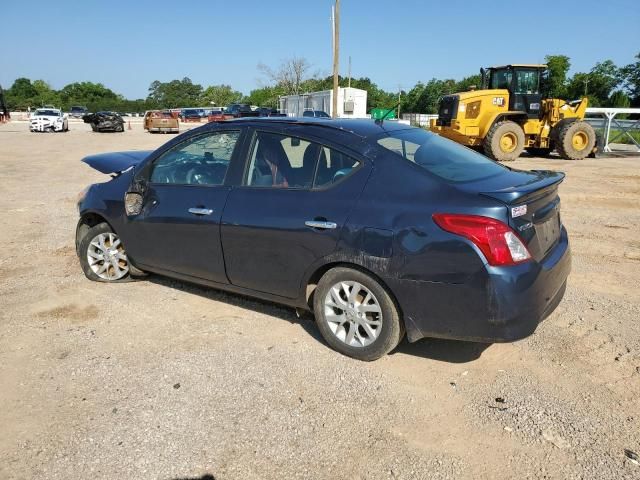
305;220;337;230
188;207;214;216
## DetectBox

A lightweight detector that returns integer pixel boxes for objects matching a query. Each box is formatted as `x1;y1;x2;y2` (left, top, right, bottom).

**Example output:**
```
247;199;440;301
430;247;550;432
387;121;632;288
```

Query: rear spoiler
480;171;565;204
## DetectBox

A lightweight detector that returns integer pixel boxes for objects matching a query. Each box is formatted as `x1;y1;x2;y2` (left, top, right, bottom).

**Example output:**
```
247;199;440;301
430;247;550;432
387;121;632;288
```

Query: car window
376;129;507;183
245;131;361;189
150;130;240;185
245;132;312;188
313;146;361;189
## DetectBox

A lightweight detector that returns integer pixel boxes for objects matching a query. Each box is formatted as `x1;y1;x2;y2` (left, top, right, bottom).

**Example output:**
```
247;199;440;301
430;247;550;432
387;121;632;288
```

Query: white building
279;87;368;118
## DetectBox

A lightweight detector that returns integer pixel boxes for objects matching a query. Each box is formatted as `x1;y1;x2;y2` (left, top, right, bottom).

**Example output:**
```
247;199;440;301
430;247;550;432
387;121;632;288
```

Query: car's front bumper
30;121;64;132
387;227;571;343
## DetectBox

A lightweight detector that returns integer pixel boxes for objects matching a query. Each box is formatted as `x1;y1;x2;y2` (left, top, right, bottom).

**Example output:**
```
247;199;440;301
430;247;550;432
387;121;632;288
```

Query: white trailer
279;87;368;118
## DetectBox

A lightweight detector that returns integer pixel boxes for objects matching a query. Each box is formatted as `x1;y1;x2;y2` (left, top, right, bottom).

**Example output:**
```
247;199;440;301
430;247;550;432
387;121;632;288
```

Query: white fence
585;108;640;153
401;113;438;127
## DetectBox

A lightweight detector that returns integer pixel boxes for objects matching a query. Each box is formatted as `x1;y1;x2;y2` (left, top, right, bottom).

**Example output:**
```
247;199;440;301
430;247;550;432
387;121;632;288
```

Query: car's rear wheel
78;222;130;282
313;267;403;361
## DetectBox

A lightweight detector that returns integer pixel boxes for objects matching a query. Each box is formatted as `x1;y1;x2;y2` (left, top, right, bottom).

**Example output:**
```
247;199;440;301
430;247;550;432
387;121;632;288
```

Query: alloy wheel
323;281;383;347
86;232;129;280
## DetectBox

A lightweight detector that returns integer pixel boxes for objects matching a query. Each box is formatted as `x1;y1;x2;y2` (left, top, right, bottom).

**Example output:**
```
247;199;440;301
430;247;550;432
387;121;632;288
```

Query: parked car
83;112;125;132
30;108;69;132
256;107;286;117
180;108;203;122
225;103;260;118
70;105;88;119
303;110;330;118
76;118;571;360
144;110;179;133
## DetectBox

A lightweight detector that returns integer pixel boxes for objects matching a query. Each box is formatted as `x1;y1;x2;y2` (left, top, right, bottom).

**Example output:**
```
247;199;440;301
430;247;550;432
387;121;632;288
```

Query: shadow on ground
148;274;491;363
170;475;215;480
392;337;492;363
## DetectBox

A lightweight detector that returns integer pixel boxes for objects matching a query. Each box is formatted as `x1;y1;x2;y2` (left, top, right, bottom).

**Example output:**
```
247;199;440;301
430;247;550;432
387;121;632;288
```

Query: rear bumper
388;227;571;343
149;127;179;133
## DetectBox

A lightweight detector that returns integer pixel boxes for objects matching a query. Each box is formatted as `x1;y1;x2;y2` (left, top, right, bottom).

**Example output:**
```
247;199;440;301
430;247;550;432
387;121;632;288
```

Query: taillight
433;214;531;266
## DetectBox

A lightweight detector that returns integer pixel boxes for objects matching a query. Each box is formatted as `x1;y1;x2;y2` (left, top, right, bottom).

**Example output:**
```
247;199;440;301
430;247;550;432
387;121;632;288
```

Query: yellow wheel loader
430;64;597;161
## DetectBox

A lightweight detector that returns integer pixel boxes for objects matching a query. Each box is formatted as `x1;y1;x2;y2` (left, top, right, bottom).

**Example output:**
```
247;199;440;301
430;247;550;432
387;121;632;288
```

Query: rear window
376;129;508;183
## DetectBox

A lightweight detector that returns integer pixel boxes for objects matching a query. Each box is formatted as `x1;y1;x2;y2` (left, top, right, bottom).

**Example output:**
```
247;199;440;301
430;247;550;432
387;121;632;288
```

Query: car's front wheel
78;222;130;282
313;267;403;361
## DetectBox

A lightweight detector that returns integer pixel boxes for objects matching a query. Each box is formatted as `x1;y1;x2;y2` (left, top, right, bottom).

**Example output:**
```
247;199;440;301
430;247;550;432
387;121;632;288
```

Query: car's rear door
220;128;370;299
123;128;245;283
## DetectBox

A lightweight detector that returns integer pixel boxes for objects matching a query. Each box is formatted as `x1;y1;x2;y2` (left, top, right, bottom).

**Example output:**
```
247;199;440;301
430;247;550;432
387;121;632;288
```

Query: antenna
375;102;400;125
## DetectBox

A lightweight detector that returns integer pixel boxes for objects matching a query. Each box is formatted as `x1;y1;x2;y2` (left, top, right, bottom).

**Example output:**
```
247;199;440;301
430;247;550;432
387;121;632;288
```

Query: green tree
402;78;456;114
146;77;203;108
567;60;622;105
59;81;120;111
32;80;60;107
200;84;243;107
544;54;571;98
5;78;38;109
620;52;640;105
455;74;482;92
246;85;284;107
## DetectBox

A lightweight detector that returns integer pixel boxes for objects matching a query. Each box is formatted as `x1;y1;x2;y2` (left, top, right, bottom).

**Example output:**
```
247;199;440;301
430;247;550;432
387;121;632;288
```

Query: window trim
147;129;242;187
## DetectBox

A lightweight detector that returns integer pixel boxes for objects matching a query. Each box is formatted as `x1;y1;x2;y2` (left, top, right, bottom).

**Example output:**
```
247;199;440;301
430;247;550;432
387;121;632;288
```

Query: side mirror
124;177;148;216
124;192;143;216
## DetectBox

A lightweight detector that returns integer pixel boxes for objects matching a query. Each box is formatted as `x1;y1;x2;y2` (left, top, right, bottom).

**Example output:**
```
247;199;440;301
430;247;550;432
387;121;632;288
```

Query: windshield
34;109;60;117
376;129;508;183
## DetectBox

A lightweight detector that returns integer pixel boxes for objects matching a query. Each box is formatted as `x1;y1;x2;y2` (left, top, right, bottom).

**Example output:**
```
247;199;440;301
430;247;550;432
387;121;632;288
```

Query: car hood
82;150;151;174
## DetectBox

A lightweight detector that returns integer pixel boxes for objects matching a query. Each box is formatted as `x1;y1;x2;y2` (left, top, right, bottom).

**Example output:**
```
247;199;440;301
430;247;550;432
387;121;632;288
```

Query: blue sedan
76;118;570;360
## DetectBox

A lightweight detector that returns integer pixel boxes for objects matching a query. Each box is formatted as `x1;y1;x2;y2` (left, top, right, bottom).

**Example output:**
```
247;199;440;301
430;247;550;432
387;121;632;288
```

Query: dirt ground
0;121;639;480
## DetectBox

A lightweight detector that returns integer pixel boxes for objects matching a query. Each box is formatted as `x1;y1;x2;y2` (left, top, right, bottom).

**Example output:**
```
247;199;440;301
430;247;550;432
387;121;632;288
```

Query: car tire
483;120;525;162
78;222;131;282
313;267;403;361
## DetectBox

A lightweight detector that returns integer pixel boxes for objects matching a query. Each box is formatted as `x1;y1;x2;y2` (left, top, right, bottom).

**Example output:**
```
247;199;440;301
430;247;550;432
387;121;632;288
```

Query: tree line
3;53;639;114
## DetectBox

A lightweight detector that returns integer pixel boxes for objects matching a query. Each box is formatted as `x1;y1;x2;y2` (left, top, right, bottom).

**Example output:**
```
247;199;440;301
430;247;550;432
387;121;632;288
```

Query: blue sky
1;0;638;98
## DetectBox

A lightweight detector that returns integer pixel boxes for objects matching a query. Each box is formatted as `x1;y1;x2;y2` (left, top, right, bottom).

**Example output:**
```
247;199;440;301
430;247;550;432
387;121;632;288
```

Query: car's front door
220;129;370;298
123;129;243;283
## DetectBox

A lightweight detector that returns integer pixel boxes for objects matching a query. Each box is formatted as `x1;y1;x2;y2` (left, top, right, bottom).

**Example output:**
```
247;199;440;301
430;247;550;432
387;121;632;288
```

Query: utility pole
332;0;340;118
398;85;402;120
348;56;351;88
583;77;589;96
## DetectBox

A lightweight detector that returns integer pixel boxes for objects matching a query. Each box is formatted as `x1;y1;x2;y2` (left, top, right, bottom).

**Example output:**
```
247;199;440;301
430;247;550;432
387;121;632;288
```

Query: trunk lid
459;169;565;261
82;150;151;174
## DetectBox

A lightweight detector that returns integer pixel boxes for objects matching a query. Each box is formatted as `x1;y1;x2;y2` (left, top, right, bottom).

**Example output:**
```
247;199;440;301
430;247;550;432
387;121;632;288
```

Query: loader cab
485;64;546;118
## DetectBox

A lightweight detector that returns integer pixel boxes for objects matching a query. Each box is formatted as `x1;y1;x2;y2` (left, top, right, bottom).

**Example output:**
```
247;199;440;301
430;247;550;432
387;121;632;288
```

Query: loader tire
526;147;552;157
556;121;596;160
484;121;525;162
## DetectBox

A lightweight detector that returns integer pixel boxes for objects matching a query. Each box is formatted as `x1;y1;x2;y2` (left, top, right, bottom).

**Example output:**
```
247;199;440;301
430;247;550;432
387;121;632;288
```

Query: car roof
219;117;414;139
